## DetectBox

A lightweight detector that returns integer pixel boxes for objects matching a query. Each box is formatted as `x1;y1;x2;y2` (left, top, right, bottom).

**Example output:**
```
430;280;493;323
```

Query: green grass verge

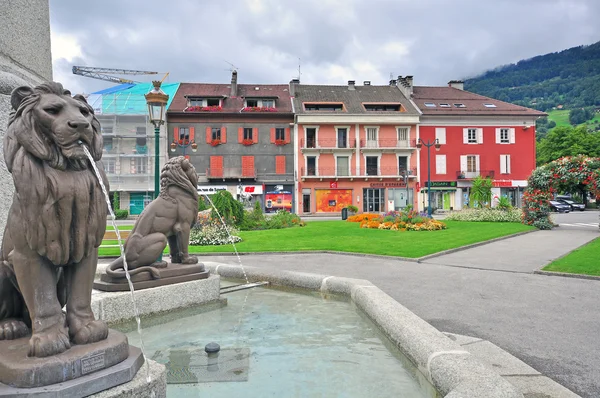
98;221;534;258
542;237;600;276
105;225;134;231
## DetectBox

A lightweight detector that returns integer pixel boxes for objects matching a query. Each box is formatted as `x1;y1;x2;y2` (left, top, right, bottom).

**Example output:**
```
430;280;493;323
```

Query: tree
470;176;493;208
208;190;244;226
536;126;600;165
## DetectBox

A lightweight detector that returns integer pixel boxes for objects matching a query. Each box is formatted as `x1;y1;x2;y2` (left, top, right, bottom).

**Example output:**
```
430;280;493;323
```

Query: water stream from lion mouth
82;145;151;383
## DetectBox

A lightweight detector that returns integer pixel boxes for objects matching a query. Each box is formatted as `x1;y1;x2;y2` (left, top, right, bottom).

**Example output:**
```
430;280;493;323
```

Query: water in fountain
202;194;249;285
82;145;152;383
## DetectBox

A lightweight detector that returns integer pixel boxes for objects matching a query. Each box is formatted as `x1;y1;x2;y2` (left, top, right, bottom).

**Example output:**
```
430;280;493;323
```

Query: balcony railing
360;139;416;149
456;170;495;180
300;167;417;178
300;139;356;149
206;167;256;179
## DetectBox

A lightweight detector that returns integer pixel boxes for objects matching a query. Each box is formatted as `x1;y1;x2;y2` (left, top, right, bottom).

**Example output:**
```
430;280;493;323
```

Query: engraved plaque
81;352;106;375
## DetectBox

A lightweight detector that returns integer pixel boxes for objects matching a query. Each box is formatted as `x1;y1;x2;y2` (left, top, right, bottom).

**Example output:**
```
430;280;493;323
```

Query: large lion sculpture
106;156;199;279
0;82;108;357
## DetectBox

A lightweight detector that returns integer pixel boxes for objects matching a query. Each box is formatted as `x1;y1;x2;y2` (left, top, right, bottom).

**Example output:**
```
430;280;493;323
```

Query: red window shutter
205;127;211;143
242;156;254;178
210;156;223;178
276;155;285;174
285;128;290;144
189;127;195;142
238;127;244;143
253;128;258;144
221;127;227;143
270;128;276;143
174;127;179;142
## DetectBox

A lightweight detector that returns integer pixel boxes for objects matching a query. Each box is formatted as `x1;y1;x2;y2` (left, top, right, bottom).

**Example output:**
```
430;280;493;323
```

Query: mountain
464;41;600;112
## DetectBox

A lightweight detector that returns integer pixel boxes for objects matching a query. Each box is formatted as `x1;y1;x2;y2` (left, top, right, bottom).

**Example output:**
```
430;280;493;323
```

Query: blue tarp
88;82;180;115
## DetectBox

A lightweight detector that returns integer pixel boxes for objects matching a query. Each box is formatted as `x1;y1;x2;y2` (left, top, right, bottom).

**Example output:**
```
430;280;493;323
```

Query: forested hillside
464;41;600;112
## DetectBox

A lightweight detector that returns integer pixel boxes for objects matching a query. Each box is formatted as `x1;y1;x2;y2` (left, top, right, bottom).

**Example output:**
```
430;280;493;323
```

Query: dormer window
188;97;222;107
304;103;344;111
244;98;276;108
363;103;402;111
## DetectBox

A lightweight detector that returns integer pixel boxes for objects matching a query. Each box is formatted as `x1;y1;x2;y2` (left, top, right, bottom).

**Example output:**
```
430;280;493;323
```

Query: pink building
292;80;421;214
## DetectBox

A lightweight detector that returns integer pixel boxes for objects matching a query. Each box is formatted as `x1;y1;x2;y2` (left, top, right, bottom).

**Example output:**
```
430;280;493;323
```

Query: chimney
395;75;413;98
230;70;238;97
448;80;464;90
363;81;371;86
289;78;299;97
389;79;396;86
348;80;355;90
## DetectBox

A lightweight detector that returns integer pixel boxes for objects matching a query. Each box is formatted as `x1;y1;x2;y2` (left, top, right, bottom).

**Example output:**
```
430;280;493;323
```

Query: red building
411;80;546;211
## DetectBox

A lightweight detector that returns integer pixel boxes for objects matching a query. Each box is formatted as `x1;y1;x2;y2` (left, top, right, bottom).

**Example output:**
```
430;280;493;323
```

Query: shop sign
428;181;457;188
238;185;264;195
330;181;338;189
493;180;513;188
369;182;406;188
197;185;227;194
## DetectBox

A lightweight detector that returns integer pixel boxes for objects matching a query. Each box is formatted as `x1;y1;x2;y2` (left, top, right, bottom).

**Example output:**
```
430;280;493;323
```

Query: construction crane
72;66;167;85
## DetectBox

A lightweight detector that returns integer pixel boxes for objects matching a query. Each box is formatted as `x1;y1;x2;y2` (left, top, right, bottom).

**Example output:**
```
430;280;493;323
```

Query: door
337;128;347;148
363;189;384;212
129;192;151;215
366;127;377;148
303;194;311;213
443;192;451;210
306;128;316;148
307;157;316;176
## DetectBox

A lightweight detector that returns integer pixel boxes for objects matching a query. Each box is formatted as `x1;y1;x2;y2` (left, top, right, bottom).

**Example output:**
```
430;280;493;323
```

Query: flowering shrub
446;208;523;223
522;155;600;228
241;106;277;112
239;202;305;230
189;219;242;246
347;213;382;223
184;105;223;112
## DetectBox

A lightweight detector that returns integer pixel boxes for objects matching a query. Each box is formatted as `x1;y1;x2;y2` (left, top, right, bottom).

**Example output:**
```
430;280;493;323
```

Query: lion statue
106;156;199;279
0;82;108;358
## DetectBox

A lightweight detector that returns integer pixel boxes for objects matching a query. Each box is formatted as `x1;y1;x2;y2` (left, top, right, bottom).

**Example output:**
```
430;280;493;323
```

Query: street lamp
145;81;169;199
170;131;198;157
416;138;442;217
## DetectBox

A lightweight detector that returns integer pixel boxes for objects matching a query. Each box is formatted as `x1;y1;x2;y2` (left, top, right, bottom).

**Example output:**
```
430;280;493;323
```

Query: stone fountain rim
204;263;524;398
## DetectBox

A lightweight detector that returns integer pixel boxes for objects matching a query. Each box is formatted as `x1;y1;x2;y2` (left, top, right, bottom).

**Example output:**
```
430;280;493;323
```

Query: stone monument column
0;0;52;240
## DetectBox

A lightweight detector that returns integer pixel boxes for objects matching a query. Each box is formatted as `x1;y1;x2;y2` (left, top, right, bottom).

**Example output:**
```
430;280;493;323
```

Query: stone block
321;276;375;296
504;375;580;398
91;359;166;398
92;276;221;324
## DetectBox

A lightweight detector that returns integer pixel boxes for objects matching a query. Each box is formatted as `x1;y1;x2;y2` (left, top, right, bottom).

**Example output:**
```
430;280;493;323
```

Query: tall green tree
536;126;600;165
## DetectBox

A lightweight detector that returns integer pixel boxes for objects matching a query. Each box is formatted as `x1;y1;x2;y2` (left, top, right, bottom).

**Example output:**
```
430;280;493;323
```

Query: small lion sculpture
106;156;199;279
0;83;108;357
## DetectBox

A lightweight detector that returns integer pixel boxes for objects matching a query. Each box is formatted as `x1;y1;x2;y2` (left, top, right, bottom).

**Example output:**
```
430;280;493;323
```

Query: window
398;156;408;173
467;155;477;172
500;155;511;174
102;126;114;135
454;103;466;108
211;127;221;141
262;99;274;108
483;103;497;108
436;155;446;175
189;99;203;106
467;128;478;144
103;136;113;152
179;127;190;141
306;127;316;148
206;98;220;106
424;102;436;108
397;127;409;142
500;128;509;143
337;128;348;148
439;103;451;108
366;156;378;176
190;98;220;107
307;156;316;176
246;99;258;107
435;128;446;144
366;127;377;148
133;157;147;174
103;159;115;174
243;128;253;140
304;103;344;111
364;104;401;111
337;156;350;176
275;128;285;141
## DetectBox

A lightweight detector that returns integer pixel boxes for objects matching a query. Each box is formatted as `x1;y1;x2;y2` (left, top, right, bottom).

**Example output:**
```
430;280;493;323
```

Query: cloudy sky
50;0;600;95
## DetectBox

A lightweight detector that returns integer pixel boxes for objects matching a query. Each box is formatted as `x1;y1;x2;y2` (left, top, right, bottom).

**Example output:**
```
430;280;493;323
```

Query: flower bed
446;208;523;223
184;105;223;112
348;210;447;232
189;212;242;246
241;106;277;112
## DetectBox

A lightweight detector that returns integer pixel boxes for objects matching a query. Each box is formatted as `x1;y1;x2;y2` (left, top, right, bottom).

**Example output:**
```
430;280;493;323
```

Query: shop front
264;184;294;213
419;181;459;211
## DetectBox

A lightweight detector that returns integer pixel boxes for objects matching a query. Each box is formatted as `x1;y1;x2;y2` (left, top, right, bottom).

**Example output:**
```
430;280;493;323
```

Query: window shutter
510;128;516;144
500;155;507;174
221;127;227;143
460;155;467;172
174;127;179;143
270;128;276;144
506;155;511;174
189;127;195;142
238;127;243;143
285;128;291;143
495;128;500;144
253;128;259;144
205;127;211;143
276;155;285;174
209;156;223;178
242;156;255;177
463;129;468;144
435;128;446;144
478;129;483;144
476;155;480;171
435;155;446;175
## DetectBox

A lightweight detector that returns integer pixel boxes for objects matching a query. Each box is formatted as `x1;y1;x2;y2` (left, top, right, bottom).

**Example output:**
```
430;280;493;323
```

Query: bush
239;203;305;231
266;210;305;229
189;217;242;246
207;190;244;226
114;209;128;220
470;176;493;208
497;196;512;210
446;208;523;222
198;195;209;211
347;205;359;213
239;201;268;230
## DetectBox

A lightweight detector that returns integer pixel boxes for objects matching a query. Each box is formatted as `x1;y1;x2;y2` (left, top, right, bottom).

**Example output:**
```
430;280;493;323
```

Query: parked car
549;200;571;213
558;199;585;211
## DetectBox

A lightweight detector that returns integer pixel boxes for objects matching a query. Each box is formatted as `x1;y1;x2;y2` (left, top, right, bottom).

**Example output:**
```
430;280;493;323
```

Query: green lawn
547;109;571;128
105;225;134;231
542;237;600;276
98;221;534;258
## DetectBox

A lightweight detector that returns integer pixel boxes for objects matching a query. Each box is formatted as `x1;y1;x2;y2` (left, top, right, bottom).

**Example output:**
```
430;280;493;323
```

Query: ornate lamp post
416;138;441;217
145;81;169;199
170;132;198;157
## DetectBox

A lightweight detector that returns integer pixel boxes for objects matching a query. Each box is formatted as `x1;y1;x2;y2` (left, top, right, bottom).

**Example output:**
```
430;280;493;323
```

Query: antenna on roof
296;57;302;82
224;60;239;73
389;72;393;80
